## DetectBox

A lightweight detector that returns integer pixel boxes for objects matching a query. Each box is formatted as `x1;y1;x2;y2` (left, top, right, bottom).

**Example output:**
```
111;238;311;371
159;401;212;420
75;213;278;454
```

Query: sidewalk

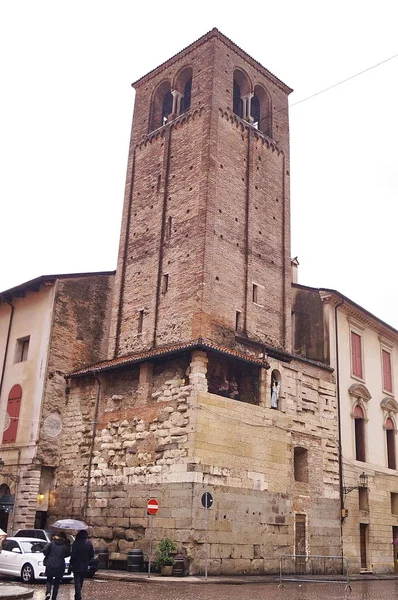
95;568;398;584
0;586;33;600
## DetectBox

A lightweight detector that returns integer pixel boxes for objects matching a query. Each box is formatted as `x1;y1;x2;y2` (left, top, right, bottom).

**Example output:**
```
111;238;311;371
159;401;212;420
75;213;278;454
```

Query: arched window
174;66;193;116
2;385;22;444
354;405;366;462
386;417;396;469
150;80;173;131
233;69;251;120
182;77;192;113
251;84;272;137
233;79;242;117
294;447;308;483
270;369;281;409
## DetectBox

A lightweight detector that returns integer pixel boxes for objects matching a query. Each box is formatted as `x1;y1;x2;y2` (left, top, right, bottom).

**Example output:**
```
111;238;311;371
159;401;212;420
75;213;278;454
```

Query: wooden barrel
94;547;109;569
172;553;185;577
127;549;143;572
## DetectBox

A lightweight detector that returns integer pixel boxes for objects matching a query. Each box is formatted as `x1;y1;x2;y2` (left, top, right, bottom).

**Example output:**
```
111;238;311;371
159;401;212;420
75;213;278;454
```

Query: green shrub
154;537;177;567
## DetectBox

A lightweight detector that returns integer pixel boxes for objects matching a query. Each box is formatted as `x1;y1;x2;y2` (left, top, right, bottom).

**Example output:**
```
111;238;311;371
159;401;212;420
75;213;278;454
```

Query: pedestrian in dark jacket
43;533;70;600
70;530;94;600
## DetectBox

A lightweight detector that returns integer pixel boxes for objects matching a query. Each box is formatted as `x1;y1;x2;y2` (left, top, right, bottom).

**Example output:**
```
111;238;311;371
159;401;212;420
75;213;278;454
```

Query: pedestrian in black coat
43;533;71;600
70;529;94;600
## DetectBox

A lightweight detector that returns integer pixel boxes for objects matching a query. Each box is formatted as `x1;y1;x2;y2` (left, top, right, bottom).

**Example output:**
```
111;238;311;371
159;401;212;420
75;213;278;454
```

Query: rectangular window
14;336;30;363
137;310;144;334
162;273;169;294
252;284;258;304
235;311;241;332
351;331;363;379
382;349;393;393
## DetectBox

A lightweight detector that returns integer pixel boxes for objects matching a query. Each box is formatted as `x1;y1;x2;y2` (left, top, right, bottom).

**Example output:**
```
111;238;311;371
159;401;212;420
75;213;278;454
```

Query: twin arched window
149;67;193;132
233;70;272;137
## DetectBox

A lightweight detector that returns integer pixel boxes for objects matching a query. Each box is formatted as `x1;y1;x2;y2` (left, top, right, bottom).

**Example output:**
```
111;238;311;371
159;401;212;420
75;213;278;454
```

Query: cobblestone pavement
2;577;398;600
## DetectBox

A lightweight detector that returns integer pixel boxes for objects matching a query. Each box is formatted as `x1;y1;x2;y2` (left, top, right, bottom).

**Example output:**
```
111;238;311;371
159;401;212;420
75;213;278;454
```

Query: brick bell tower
109;28;293;361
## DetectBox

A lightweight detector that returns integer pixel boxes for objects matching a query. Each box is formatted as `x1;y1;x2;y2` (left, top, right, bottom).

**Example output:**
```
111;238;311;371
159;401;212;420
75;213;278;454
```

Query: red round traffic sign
147;498;159;515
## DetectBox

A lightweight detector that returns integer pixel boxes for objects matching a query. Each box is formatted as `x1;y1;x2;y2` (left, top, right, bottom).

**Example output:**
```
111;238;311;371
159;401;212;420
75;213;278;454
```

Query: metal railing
279;554;351;591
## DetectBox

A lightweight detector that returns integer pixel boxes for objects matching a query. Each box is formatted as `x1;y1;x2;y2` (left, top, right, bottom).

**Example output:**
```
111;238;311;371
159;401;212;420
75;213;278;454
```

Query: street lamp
343;471;368;496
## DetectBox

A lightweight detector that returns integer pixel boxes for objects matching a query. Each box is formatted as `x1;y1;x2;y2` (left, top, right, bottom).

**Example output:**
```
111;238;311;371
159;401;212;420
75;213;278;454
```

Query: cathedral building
0;30;341;574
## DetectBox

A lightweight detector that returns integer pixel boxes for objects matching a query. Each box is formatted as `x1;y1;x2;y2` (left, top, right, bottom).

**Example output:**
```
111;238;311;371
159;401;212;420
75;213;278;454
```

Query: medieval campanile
109;28;292;362
64;30;341;574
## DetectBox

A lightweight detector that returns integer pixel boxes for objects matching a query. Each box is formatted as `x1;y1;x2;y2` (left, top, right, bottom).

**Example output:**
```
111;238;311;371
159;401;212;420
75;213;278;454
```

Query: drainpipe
0;299;14;400
83;374;101;519
334;297;345;535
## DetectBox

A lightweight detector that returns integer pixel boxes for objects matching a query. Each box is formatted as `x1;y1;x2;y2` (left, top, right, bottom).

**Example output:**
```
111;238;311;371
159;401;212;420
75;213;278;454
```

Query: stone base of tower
51;346;341;575
55;480;340;576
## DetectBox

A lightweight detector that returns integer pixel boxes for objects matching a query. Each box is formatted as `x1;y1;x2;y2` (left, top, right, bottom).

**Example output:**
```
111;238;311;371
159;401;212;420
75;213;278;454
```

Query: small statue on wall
271;378;280;409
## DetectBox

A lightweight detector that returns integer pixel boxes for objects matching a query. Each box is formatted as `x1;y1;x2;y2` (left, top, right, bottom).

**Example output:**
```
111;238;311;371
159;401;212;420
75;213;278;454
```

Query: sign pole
201;491;213;581
146;498;159;578
205;504;208;580
148;514;153;578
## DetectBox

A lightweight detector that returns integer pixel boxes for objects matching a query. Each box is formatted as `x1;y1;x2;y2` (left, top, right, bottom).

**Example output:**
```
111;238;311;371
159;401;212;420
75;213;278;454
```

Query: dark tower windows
162;90;173;125
233;69;251;120
251;94;260;129
182;77;192;113
150;80;173;131
233;79;242;117
232;71;272;138
149;67;193;132
174;66;193;115
252;84;272;137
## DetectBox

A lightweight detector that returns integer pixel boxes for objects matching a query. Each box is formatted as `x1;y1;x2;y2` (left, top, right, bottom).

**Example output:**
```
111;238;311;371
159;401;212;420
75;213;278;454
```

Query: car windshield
20;541;46;553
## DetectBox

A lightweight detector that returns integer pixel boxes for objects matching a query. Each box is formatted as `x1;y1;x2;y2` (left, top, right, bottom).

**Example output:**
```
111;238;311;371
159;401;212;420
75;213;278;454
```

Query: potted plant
154;537;177;576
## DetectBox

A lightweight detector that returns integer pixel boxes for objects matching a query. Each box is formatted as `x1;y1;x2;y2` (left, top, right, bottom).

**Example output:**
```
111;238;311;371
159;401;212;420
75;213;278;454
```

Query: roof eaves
0;270;115;301
69;338;271;378
132;28;292;94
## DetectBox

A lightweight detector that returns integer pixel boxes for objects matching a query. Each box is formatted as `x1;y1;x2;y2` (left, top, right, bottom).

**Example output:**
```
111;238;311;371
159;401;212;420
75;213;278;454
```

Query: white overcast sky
1;1;397;328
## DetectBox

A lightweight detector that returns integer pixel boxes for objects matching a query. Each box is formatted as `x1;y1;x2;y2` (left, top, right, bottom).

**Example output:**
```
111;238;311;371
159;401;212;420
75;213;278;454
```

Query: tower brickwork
56;31;341;576
109;29;292;360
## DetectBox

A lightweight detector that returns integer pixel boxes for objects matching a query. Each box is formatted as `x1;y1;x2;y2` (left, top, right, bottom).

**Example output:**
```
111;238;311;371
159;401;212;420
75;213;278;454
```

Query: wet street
3;577;398;600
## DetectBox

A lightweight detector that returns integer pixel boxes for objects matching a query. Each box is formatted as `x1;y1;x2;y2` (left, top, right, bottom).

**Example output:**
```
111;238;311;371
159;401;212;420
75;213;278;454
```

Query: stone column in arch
189;350;208;393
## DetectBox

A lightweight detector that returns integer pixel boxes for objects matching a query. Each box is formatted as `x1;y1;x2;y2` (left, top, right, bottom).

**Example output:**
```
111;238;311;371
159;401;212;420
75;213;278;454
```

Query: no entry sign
147;498;159;515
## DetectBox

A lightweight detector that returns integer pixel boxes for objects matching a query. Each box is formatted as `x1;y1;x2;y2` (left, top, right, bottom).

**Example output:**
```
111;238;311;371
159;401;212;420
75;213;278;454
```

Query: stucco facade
0;272;114;532
293;283;398;574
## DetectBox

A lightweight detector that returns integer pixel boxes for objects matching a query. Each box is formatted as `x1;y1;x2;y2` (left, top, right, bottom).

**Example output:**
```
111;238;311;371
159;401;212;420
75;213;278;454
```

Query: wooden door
360;523;368;570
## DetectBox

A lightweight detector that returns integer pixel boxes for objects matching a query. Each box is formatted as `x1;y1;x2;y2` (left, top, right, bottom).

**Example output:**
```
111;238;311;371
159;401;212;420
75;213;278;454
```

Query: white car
0;537;73;583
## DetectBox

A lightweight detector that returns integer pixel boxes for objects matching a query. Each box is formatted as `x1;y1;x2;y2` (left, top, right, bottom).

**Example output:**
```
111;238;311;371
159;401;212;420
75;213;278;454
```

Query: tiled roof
70;337;270;377
132;28;292;94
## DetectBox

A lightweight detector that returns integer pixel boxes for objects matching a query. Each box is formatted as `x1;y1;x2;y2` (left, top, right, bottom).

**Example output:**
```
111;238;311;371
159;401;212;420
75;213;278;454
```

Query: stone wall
51;349;340;574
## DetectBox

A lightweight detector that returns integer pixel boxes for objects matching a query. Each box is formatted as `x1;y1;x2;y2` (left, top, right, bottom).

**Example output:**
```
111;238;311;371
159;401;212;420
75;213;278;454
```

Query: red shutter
351;332;363;379
382;350;392;393
2;385;22;444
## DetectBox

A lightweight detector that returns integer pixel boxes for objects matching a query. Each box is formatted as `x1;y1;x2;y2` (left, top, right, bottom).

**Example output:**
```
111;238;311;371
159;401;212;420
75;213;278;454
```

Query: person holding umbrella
43;531;70;600
70;529;94;600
